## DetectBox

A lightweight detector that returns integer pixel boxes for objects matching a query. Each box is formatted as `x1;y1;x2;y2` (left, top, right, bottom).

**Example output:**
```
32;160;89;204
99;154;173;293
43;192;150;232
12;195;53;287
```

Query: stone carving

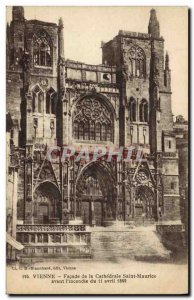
39;78;48;89
136;168;149;184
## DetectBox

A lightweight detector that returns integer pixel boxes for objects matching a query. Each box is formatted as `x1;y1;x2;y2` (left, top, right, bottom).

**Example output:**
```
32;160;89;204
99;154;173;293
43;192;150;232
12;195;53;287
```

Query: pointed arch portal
135;185;157;223
75;162;116;226
33;181;61;224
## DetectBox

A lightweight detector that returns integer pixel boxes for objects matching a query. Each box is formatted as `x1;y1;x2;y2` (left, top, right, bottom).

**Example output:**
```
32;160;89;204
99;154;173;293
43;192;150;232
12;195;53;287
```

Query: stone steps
91;229;171;261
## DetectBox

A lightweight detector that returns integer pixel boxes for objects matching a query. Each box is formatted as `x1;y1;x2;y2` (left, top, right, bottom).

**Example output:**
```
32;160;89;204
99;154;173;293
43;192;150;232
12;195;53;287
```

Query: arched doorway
135;185;157;224
33;181;61;224
76;163;116;226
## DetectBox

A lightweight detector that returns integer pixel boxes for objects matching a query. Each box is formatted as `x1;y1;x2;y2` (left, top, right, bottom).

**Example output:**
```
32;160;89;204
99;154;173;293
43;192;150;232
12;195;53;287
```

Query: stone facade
6;7;186;258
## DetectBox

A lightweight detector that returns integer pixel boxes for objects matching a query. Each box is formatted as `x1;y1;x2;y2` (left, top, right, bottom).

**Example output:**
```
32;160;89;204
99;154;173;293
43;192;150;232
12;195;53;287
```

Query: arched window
33;32;52;67
73;96;114;142
32;85;43;113
129;97;136;122
128;46;145;78
46;88;56;115
139;99;148;122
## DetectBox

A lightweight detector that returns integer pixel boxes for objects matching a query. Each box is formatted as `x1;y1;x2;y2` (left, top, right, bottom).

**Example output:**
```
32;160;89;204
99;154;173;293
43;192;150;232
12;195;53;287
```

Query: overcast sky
7;6;188;119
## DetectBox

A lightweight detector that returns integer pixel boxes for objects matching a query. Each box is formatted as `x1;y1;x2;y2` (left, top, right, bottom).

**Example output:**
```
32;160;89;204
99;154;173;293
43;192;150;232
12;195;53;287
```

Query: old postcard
6;6;189;294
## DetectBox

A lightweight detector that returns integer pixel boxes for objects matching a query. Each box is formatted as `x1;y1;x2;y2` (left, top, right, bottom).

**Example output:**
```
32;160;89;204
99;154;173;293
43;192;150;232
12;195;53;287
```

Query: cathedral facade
6;7;183;258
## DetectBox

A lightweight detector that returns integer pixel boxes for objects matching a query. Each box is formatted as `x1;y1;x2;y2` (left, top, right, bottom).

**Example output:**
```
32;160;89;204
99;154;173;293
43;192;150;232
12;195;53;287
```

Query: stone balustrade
16;224;86;233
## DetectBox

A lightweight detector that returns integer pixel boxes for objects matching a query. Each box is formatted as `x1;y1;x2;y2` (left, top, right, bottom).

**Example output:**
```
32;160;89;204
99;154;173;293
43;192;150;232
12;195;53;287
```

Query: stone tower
101;8;180;223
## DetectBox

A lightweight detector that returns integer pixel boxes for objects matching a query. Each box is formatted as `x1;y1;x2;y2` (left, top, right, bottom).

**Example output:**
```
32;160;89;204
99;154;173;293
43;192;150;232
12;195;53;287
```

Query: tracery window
73;96;114;142
129;97;136;122
33;31;52;67
128;46;145;78
32;85;56;115
139;99;148;122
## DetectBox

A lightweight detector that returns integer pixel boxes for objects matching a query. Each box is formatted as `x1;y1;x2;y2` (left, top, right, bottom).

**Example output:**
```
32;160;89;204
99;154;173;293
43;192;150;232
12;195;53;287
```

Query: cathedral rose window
73;96;114;142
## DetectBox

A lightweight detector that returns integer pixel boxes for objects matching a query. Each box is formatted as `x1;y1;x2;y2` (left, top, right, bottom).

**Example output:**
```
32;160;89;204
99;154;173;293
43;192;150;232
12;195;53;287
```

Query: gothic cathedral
6;7;184;258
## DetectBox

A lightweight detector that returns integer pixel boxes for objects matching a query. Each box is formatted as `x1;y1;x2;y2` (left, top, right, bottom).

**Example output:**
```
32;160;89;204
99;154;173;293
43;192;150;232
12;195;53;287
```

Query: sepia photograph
5;5;188;295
